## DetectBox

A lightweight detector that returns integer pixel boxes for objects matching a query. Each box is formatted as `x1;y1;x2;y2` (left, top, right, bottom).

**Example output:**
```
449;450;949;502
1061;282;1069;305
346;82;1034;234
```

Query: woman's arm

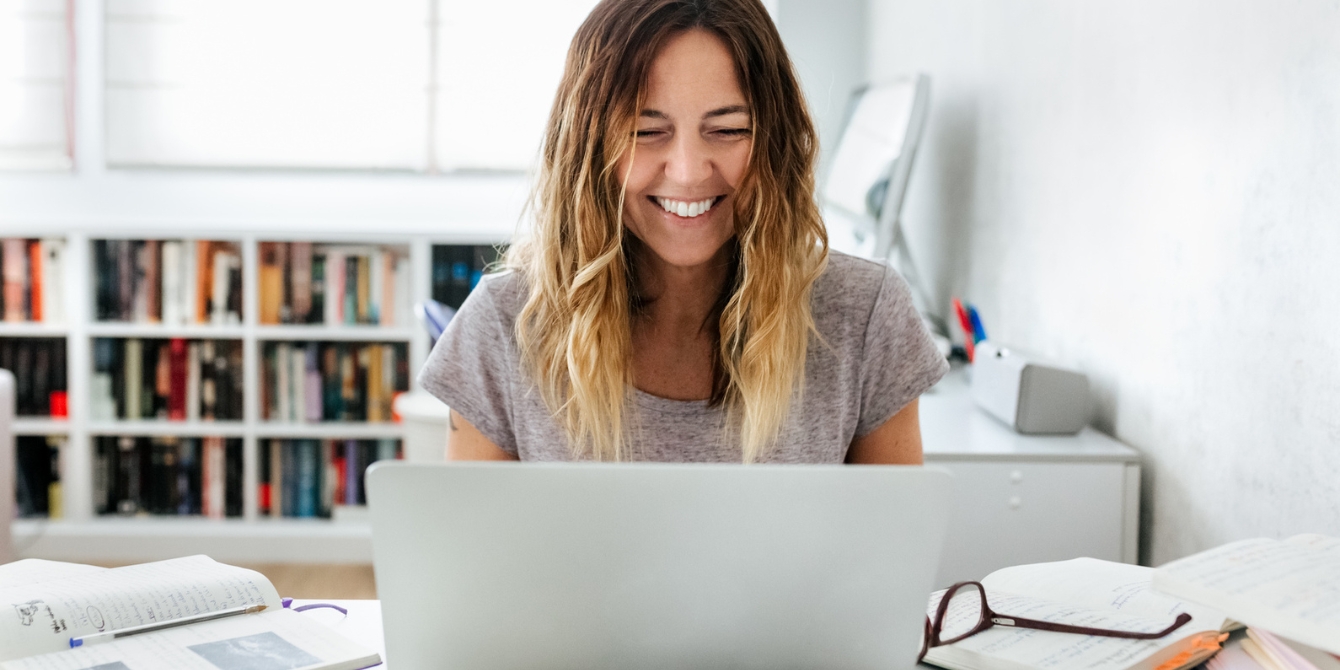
845;398;924;465
446;409;518;461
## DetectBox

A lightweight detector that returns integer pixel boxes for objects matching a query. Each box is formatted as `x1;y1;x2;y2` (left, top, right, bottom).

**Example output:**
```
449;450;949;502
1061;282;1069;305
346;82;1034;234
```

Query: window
104;0;599;172
0;0;72;171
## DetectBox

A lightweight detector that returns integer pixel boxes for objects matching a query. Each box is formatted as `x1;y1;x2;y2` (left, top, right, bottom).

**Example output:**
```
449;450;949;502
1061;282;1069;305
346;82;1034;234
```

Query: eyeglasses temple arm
990;612;1194;640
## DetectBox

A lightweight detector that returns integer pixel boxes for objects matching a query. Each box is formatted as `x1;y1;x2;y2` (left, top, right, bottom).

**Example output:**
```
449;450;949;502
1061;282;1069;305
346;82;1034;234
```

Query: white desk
921;368;1142;586
296;600;942;669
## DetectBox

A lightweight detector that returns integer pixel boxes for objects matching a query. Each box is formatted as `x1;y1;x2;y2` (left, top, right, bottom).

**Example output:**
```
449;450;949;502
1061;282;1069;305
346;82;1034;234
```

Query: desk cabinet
921;370;1141;586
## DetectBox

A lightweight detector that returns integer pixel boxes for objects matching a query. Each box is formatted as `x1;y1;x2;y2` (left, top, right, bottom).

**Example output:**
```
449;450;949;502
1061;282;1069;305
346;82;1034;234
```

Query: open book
1152;534;1340;658
0;555;379;670
923;558;1234;670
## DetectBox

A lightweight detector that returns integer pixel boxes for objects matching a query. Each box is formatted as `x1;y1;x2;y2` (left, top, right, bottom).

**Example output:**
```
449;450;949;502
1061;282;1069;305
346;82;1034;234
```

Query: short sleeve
416;277;520;454
854;266;949;437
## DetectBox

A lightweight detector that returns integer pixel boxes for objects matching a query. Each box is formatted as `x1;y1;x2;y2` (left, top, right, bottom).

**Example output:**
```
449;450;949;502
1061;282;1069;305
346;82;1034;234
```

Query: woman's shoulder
810;249;898;323
461;270;528;322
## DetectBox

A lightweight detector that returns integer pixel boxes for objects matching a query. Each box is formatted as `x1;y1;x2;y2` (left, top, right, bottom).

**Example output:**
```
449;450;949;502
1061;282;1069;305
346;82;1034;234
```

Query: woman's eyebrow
703;104;749;119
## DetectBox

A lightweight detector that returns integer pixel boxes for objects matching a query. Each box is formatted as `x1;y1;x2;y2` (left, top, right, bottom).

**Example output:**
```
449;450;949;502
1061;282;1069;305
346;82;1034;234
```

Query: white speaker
970;341;1090;435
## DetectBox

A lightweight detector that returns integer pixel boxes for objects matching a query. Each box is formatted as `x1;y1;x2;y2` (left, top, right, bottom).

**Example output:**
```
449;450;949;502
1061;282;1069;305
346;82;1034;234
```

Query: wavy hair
506;0;828;462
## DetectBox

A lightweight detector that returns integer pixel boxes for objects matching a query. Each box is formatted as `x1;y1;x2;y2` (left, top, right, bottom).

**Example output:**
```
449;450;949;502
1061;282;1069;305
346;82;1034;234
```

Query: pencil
69;604;267;648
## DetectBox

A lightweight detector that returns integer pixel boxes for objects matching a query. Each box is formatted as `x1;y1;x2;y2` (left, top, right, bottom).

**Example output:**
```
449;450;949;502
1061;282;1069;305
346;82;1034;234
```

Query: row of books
93;436;242;518
259;439;400;518
94;239;243;325
260;341;408;422
432;244;503;309
16;435;63;518
1;238;66;323
0;337;68;416
259;242;411;327
91;338;243;421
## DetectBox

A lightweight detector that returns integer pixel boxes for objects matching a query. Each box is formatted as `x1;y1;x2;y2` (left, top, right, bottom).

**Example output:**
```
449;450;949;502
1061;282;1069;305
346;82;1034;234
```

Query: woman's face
618;28;752;270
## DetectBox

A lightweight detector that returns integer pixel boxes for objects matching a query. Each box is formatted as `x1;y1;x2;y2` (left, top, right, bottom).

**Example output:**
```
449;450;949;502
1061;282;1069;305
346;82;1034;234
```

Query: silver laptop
367;462;952;669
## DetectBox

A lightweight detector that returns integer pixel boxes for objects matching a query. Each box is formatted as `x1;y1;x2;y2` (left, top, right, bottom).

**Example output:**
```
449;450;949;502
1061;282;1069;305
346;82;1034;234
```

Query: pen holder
970;341;1090;435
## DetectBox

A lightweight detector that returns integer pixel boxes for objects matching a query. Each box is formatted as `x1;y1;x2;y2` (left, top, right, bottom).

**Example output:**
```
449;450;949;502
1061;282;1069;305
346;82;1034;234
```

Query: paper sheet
982;558;1231;632
0;556;282;662
1152;538;1340;654
0;608;378;670
0;562;107;591
924;588;1218;670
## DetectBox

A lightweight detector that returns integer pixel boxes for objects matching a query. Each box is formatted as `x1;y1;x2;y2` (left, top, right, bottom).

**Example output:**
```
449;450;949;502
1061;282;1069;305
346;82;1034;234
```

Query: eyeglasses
918;581;1193;663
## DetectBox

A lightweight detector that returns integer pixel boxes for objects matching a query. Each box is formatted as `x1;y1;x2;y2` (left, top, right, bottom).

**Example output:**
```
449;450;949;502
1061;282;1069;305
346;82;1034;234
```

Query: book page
924;588;1220;670
1152;538;1340;655
0;556;282;663
1284;534;1340;556
0;608;379;670
982;558;1232;631
0;562;106;591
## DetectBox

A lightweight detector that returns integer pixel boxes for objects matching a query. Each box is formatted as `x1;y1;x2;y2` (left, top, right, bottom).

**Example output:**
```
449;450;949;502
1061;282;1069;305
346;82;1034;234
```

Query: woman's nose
664;135;713;185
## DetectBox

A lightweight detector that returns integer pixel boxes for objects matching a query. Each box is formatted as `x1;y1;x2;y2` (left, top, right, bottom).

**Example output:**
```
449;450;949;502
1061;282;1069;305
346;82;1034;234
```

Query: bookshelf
2;232;505;562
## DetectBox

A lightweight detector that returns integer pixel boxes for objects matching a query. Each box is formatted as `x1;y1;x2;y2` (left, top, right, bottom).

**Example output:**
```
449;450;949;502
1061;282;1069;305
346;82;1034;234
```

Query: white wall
776;0;867;176
868;0;1340;564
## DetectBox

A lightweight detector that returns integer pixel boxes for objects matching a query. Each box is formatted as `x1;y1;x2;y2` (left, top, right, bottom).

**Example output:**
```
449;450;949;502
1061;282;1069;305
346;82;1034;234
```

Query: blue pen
966;305;987;344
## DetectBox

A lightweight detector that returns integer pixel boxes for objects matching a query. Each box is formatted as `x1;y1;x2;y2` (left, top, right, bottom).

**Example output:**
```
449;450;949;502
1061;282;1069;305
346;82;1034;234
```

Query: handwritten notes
1152;537;1340;656
0;556;282;662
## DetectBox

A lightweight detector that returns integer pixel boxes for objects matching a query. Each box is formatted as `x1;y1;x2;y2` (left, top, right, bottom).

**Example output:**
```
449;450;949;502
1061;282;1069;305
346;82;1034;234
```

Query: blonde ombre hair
506;0;828;462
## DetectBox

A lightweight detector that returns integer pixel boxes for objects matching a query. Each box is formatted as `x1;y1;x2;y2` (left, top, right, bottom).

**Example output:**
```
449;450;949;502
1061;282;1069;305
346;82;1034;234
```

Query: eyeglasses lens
939;583;987;641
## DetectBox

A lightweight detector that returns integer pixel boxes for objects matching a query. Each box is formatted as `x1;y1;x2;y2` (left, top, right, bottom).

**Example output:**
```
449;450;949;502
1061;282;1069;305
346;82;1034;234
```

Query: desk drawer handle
1009;496;1022;509
1010;470;1023;484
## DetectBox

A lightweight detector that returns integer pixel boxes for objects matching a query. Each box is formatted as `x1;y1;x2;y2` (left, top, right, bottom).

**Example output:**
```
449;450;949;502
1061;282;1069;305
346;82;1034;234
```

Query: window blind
0;0;71;171
432;0;598;172
105;0;605;172
104;0;431;170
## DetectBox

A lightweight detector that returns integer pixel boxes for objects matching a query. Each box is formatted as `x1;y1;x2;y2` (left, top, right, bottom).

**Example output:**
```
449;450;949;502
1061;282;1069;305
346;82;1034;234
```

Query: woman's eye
714;128;751;138
635;129;665;139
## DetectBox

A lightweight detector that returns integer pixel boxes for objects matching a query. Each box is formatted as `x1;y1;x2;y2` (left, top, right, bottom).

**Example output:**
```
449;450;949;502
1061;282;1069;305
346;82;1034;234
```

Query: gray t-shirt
418;250;948;463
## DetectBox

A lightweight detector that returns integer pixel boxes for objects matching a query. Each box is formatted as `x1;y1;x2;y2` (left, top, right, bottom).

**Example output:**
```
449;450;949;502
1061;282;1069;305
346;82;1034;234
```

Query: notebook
0;555;379;670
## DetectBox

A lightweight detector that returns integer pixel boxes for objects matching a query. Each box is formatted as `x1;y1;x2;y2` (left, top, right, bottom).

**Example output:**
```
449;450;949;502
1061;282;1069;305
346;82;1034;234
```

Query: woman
420;0;947;464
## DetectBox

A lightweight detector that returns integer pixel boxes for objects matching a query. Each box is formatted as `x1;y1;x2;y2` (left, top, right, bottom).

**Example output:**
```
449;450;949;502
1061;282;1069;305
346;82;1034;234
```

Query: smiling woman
418;0;948;464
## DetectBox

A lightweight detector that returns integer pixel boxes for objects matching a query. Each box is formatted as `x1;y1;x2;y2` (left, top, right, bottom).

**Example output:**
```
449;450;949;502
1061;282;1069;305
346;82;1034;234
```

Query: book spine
258;440;272;517
269;439;284;518
291;241;312;323
3;239;27;321
276;342;291;423
344;255;358;325
144;239;160;323
369;251;384;325
195;241;212;323
131;241;148;322
305;344;322;422
27;240;41;322
321;440;336;518
40;238;65;324
225;439;242;518
124;338;142;419
291;342;305;423
296;440;317;518
325;251;343;326
211;250;228;325
344;439;358;506
161;241;181;326
281;440;295;517
310;254;325;324
393;254;410;327
181;239;197;324
153;341;170;418
93;437;112;514
177;438;196;515
205;437;225;519
167;338;187;420
366;343;383;422
258;242;282;325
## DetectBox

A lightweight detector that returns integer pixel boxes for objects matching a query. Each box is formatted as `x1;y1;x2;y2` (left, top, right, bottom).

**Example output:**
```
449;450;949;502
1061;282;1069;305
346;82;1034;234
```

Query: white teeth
657;197;717;218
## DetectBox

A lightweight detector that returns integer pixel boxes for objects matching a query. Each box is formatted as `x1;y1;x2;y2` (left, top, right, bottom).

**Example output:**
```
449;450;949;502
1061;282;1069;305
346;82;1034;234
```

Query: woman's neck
631;240;734;335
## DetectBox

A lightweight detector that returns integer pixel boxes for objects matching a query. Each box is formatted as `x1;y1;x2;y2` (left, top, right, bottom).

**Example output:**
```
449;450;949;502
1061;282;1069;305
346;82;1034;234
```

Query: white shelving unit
2;229;505;562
